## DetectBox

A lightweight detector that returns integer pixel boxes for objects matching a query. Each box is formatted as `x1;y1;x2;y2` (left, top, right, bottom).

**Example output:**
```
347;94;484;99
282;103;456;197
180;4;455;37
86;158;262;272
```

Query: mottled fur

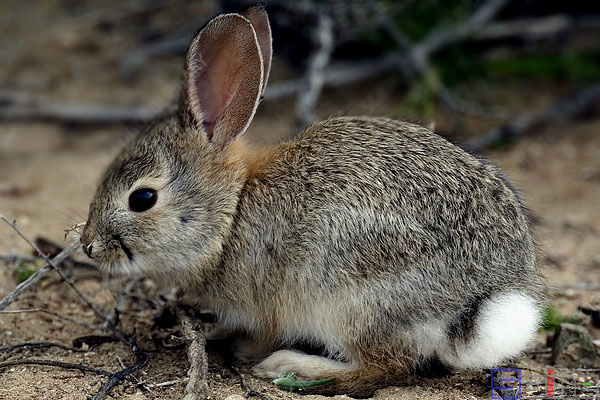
82;9;545;398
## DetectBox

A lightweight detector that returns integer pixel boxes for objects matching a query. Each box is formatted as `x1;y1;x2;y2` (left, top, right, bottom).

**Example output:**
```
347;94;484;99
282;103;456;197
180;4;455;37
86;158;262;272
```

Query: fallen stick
0;94;165;124
178;308;208;400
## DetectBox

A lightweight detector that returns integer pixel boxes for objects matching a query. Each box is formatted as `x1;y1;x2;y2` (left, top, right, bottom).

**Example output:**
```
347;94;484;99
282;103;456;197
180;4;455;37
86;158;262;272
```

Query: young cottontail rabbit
81;7;545;397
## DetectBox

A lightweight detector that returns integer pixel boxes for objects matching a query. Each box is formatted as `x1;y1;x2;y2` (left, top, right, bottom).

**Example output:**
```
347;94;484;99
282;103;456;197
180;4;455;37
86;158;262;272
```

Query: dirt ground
1;2;600;399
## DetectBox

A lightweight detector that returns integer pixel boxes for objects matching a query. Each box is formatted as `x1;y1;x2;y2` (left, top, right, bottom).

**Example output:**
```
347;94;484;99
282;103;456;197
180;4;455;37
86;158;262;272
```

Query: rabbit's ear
243;6;272;96
180;13;263;148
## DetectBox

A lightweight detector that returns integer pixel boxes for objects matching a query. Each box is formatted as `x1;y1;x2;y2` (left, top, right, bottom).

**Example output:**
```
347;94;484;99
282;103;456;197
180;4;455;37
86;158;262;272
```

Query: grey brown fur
82;8;545;397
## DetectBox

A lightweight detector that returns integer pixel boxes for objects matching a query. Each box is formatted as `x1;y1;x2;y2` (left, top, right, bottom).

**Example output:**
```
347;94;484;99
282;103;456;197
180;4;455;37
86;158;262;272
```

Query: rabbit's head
81;8;272;284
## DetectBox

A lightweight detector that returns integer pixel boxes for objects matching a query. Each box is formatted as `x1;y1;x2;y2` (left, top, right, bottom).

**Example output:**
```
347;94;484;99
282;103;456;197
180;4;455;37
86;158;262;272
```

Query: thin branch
265;54;404;102
178;308;209;400
87;336;148;400
0;359;113;377
0;214;107;321
0;308;98;331
0;242;79;312
296;14;335;129
0;91;165;124
412;0;509;67
145;377;189;388
0;341;86;353
475;14;571;40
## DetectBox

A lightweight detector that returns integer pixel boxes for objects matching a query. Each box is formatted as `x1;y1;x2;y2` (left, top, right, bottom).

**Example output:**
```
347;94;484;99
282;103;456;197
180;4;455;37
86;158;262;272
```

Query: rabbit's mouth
114;235;134;261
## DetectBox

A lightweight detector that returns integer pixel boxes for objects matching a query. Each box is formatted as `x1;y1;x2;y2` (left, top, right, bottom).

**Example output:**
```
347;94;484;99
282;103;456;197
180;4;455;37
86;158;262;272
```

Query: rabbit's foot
252;350;351;380
252;350;398;396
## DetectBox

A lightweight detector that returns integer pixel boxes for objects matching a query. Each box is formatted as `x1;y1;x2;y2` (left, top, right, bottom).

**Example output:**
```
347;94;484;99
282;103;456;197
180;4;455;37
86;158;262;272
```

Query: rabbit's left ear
243;6;272;96
180;13;264;148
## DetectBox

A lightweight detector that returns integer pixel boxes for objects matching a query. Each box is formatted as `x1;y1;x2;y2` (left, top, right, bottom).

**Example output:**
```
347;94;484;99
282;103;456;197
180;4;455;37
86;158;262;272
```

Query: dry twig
0;214;106;320
0;241;79;312
0;341;85;354
0;254;40;263
88;335;148;400
178;307;209;400
0;359;113;377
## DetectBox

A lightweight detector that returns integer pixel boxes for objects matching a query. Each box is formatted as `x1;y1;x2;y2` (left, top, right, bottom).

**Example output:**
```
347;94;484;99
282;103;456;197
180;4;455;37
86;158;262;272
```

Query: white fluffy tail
442;292;541;369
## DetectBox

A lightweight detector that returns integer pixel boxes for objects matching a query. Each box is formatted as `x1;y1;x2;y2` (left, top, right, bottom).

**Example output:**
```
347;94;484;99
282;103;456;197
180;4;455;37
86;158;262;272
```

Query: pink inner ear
184;14;263;147
191;46;237;140
193;71;218;140
190;36;243;140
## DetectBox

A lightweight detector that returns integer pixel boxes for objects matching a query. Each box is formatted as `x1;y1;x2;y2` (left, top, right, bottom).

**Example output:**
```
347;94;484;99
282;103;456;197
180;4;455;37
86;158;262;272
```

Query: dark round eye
129;188;157;212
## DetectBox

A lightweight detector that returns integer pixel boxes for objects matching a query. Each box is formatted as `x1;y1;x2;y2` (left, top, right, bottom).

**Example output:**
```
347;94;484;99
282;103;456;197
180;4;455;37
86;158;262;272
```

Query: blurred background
0;1;600;398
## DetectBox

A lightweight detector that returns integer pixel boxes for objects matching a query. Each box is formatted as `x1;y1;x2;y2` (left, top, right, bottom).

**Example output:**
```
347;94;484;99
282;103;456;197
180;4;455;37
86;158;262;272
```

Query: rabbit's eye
129;188;157;212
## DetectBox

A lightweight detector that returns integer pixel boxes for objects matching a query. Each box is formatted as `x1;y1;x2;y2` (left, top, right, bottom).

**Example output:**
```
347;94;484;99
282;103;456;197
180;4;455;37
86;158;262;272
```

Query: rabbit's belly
409;291;540;368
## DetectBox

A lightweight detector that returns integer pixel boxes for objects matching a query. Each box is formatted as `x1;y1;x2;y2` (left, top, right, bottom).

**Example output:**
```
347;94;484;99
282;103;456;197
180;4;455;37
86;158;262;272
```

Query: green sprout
13;259;42;282
272;373;335;391
539;304;581;331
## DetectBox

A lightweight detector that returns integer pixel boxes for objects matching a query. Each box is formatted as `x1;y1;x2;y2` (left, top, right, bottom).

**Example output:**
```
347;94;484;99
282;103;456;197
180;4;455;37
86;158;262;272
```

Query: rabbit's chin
96;248;212;288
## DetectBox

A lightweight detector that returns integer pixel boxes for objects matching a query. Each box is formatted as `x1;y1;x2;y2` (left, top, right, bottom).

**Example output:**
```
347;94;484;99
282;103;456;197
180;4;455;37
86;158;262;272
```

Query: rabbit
80;7;545;397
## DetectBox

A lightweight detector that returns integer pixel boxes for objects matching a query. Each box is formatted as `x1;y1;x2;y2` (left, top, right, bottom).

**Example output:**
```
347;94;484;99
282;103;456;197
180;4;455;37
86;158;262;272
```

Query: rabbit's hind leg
252;350;351;380
252;349;409;397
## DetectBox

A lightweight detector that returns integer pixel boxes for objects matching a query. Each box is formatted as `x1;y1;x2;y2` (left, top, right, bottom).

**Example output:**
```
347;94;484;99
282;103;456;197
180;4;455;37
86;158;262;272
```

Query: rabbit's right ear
179;14;263;148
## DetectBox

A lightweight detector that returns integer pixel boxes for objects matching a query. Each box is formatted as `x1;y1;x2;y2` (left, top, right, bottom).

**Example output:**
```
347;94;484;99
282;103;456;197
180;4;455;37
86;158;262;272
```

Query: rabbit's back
222;116;543;336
